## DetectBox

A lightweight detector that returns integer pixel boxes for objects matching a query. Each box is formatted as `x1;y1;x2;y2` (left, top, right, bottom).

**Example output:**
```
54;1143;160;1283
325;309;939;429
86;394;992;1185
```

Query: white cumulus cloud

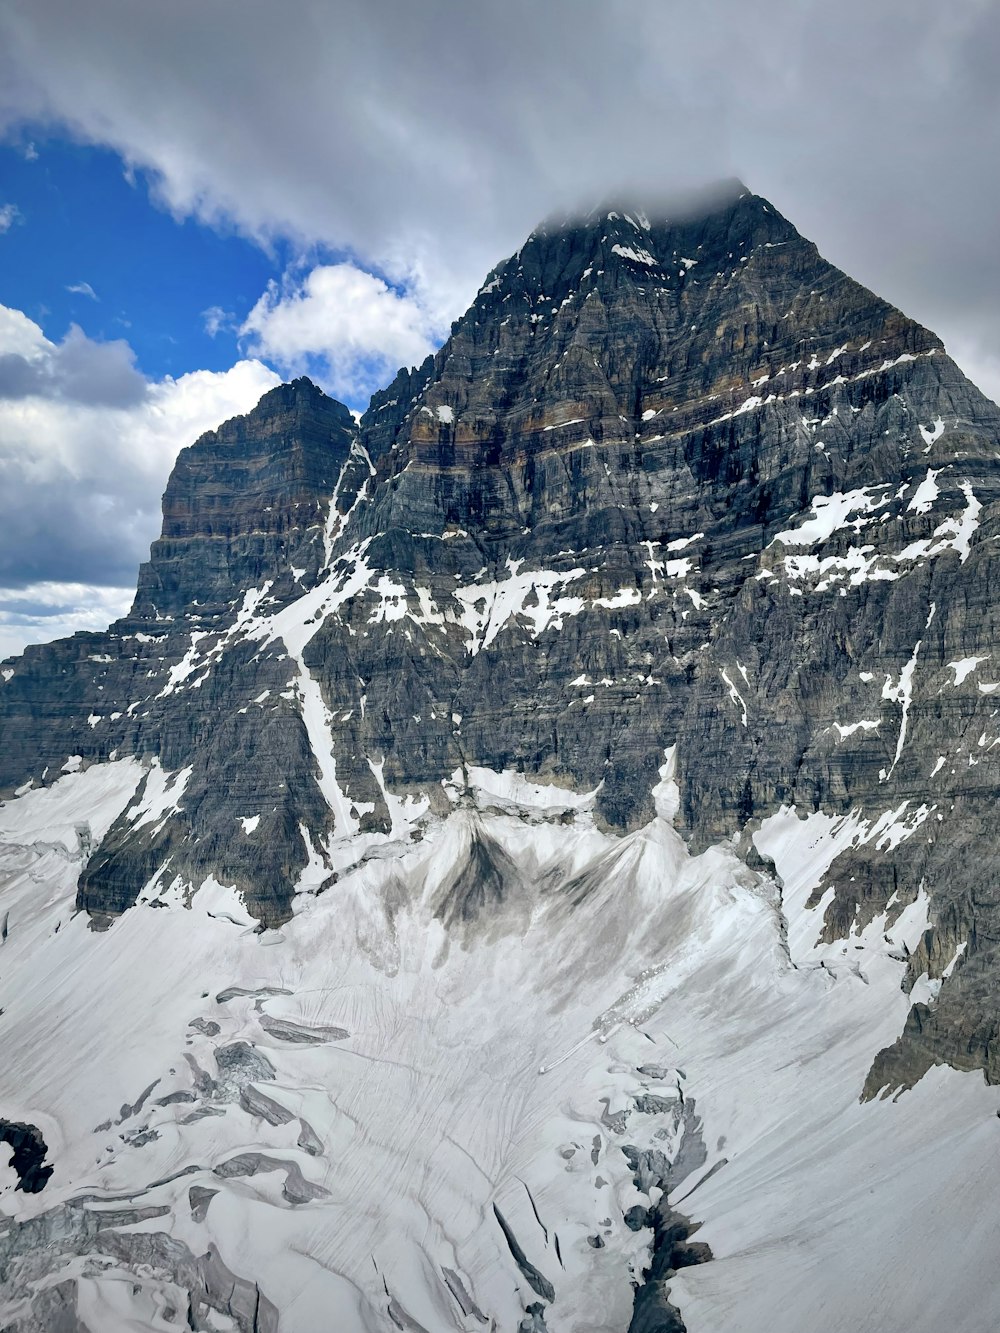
0;203;22;233
202;304;232;337
240;262;443;402
0;301;279;657
0;582;135;660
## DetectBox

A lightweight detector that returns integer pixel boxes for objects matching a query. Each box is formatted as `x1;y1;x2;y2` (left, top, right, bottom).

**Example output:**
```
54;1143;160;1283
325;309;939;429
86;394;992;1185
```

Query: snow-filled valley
1;756;997;1333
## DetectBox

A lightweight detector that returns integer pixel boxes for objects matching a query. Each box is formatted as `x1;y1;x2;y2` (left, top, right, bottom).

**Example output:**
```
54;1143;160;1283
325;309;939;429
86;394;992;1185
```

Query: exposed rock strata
3;182;1000;1098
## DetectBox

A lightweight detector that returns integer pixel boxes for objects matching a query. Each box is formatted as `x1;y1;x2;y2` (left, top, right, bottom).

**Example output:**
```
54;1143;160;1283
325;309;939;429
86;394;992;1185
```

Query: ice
947;482;981;563
896;482;981;564
766;479;982;593
542;417;584;432
666;532;704;551
0;758;144;850
651;745;680;822
712;394;764;423
1;765;998;1333
452;559;587;653
918;417;945;448
882;641;921;778
156;631;210;697
369;574;410;623
127;761;193;833
832;719;880;740
324;443;374;565
642;540;699;590
712;349;939;428
594;587;641;609
463;766;600;812
719;668;748;726
294;659;357;837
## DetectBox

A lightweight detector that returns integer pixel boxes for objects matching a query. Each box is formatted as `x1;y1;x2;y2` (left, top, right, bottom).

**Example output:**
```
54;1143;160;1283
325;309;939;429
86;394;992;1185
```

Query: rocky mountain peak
4;185;1000;1333
3;185;1000;1089
132;375;357;621
360;185;940;530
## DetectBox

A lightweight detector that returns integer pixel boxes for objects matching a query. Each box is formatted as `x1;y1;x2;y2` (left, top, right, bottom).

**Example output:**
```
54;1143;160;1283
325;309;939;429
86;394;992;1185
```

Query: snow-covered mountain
2;181;1000;1332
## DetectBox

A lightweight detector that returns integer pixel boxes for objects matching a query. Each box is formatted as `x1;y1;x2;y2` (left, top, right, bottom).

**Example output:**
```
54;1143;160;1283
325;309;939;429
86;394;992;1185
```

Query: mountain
2;182;1000;1332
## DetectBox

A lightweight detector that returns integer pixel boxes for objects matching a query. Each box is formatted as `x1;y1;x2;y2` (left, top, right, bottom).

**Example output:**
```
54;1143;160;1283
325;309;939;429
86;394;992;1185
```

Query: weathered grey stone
492;1203;556;1303
0;1118;53;1193
3;182;1000;1097
256;1014;349;1044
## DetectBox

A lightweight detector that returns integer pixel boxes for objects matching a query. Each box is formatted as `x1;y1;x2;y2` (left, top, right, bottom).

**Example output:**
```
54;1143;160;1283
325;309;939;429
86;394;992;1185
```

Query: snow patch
881;641;921;778
908;468;941;515
948;656;988;686
918;417;945;448
773;488;889;547
611;243;657;266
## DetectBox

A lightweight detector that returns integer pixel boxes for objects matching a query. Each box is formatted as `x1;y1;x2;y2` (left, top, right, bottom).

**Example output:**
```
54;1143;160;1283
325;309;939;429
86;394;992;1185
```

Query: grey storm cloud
1;0;999;389
0;324;148;407
0;469;154;588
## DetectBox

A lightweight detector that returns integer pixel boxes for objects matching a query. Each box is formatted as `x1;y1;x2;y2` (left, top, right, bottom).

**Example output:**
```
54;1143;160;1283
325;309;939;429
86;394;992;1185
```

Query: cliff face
133;376;357;618
0;378;356;923
4;185;1000;1333
3;184;1000;1089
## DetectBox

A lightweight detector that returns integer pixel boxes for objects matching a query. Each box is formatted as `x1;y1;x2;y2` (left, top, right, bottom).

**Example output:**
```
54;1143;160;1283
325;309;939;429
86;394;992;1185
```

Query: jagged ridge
3;185;1000;1097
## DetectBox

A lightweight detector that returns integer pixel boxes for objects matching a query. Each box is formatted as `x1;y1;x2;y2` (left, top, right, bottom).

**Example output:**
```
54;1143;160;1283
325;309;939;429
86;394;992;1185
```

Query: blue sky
1;0;999;659
0;121;453;657
0;133;453;417
1;137;345;393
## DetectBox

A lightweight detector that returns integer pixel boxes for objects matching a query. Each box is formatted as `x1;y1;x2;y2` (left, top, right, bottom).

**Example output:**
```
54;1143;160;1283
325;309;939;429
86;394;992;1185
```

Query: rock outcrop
134;375;357;618
3;181;1000;1091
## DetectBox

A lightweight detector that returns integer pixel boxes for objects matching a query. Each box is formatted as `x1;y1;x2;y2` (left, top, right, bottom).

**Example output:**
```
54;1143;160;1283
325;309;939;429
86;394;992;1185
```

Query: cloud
240;263;442;401
202;304;232;337
0;309;147;406
1;0;999;647
0;300;279;655
66;280;98;300
0;203;22;233
1;0;999;377
947;332;1000;410
0;581;134;660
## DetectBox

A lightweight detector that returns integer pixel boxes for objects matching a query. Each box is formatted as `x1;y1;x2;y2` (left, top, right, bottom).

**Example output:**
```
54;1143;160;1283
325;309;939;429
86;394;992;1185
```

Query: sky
1;0;999;658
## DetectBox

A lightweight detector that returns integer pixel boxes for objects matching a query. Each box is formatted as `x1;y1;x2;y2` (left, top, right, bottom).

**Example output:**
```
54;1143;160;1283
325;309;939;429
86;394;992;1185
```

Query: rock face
3;180;1000;1093
134;376;357;618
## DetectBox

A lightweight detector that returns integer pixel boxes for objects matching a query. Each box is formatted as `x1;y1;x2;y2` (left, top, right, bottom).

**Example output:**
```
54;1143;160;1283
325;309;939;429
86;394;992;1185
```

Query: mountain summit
2;188;1000;1333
